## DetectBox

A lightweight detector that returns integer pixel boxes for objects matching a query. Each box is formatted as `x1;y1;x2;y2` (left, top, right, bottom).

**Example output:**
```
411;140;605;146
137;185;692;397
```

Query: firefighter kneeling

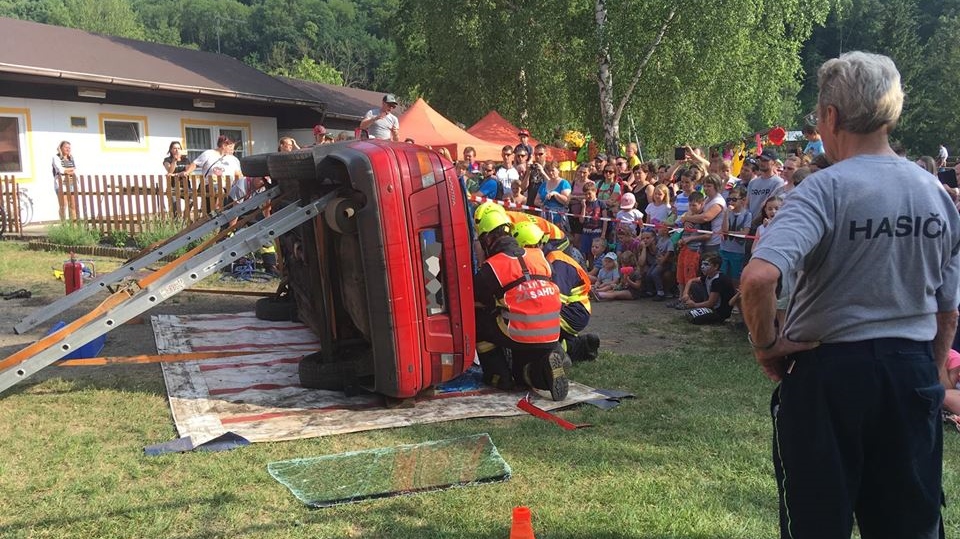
512;220;600;362
473;209;569;401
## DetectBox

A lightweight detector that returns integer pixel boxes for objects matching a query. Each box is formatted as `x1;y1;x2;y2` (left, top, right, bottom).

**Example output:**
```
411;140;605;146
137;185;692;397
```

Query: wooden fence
0;174;238;236
0;175;23;237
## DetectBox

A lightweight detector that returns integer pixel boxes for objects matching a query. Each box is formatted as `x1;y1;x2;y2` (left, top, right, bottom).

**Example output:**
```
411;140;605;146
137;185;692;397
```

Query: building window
70;117;87;129
104;121;141;142
184;124;248;161
98;113;148;151
0;109;30;175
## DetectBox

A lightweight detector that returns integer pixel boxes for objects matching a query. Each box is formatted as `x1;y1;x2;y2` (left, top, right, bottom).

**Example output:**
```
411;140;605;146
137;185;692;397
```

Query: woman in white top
182;135;243;213
680;173;726;254
51;140;77;220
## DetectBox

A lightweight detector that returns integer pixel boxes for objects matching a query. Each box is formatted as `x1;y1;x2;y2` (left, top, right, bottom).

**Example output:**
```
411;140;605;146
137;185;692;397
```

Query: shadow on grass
0;493;240;536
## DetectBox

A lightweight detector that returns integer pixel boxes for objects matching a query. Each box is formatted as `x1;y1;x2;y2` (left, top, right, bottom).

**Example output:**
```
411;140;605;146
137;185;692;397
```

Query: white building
0;17;327;223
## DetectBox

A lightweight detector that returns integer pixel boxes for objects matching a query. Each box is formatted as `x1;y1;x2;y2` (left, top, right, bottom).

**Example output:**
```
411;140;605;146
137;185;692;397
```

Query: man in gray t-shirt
746;148;785;216
741;52;960;539
359;94;400;141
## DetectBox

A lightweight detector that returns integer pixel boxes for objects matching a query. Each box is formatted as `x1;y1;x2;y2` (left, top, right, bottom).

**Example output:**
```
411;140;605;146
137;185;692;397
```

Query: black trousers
475;307;555;389
772;338;944;539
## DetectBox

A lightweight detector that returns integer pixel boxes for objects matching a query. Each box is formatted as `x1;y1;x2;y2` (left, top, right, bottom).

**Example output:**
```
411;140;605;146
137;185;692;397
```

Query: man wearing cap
523;143;550;209
359;94;401;141
746;148;785;218
589;153;608;184
311;125;332;146
514;129;533;159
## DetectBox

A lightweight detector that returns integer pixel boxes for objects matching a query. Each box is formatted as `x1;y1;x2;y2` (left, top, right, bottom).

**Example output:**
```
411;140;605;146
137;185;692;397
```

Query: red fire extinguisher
64;252;83;295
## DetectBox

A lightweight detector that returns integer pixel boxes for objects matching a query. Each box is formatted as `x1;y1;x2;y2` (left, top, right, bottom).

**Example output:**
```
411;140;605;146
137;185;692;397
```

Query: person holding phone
359;94;400;141
163;141;192;215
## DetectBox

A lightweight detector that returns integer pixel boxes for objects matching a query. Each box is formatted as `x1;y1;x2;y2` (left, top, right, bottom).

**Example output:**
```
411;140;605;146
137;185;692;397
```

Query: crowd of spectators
458;125;867;325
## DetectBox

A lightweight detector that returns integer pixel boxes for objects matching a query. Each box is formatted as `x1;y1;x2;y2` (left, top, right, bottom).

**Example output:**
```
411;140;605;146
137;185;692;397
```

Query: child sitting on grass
593;251;620;292
676;252;737;325
587;236;607;282
594;251;644;300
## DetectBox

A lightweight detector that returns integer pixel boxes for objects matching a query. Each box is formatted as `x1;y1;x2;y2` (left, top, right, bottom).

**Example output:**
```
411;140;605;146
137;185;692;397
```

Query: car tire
239;154;269;177
267;149;317;182
254;296;298;322
298;351;357;391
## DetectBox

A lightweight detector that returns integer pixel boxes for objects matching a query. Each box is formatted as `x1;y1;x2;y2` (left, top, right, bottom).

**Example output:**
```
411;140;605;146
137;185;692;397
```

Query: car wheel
267;149;317;182
239;154;269;177
254;296;298;322
298;351;357;391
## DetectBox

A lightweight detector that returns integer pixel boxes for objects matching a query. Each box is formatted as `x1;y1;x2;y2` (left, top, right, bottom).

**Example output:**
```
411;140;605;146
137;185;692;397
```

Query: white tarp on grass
154;312;603;444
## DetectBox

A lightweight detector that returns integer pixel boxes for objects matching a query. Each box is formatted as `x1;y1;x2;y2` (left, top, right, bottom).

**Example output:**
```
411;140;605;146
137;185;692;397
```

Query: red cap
518;129;530;137
313;125;327;135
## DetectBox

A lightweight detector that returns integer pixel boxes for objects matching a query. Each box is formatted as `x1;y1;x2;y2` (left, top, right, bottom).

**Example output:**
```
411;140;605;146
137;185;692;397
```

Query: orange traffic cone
510;506;535;539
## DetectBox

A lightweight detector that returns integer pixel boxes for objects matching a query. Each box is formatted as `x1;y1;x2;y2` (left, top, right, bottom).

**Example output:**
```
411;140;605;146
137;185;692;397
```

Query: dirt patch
0;289;261;386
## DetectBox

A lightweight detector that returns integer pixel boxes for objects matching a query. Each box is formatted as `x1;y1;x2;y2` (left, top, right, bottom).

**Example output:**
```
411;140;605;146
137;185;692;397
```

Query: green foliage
104;229;131;249
47;0;147;40
134;218;187;250
800;0;960;155
394;0;831;155
46;221;101;246
6;0;960;155
268;56;344;85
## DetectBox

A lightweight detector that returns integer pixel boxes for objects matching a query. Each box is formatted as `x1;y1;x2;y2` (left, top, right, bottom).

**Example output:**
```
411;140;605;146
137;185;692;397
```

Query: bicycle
17;186;33;225
218;256;275;283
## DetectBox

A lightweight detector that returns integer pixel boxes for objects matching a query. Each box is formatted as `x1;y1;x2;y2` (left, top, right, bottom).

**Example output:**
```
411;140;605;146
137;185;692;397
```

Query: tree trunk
596;3;677;157
595;0;619;155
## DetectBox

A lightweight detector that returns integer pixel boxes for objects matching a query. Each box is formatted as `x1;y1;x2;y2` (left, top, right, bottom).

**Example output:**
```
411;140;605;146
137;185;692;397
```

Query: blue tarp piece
144;432;250;456
583;388;635;410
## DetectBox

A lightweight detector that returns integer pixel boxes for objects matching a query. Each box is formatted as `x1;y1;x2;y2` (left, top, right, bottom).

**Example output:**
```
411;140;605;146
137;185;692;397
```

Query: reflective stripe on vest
485;248;561;344
546;249;592;313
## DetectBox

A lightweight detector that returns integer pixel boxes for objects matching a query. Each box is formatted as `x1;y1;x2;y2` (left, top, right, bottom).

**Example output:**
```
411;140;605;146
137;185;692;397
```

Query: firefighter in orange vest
513;220;600;362
473;208;569;401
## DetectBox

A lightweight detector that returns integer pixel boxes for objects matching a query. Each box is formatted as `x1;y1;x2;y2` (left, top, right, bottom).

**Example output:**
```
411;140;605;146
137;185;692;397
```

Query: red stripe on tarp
199;356;303;372
220;401;385;424
516;396;589;430
208;383;301;395
191;341;320;352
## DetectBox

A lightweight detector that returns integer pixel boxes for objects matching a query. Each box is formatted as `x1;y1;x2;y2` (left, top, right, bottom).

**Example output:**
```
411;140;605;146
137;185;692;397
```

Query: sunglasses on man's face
604;170;616;174
727;197;740;202
484;168;495;172
535;152;545;156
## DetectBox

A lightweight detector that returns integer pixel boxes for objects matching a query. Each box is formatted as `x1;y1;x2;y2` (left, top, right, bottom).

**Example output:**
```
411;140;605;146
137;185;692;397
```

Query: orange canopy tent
467;110;576;163
397;98;504;161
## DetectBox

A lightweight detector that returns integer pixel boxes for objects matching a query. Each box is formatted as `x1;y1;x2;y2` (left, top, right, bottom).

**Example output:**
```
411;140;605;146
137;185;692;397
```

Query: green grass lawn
1;241;959;538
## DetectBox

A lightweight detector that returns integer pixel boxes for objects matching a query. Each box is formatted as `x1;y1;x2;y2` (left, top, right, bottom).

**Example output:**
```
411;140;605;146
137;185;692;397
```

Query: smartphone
674;147;686;161
939;169;958;189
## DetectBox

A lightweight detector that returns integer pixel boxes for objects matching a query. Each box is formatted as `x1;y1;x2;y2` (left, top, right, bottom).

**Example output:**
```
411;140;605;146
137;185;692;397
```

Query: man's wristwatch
748;332;779;350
